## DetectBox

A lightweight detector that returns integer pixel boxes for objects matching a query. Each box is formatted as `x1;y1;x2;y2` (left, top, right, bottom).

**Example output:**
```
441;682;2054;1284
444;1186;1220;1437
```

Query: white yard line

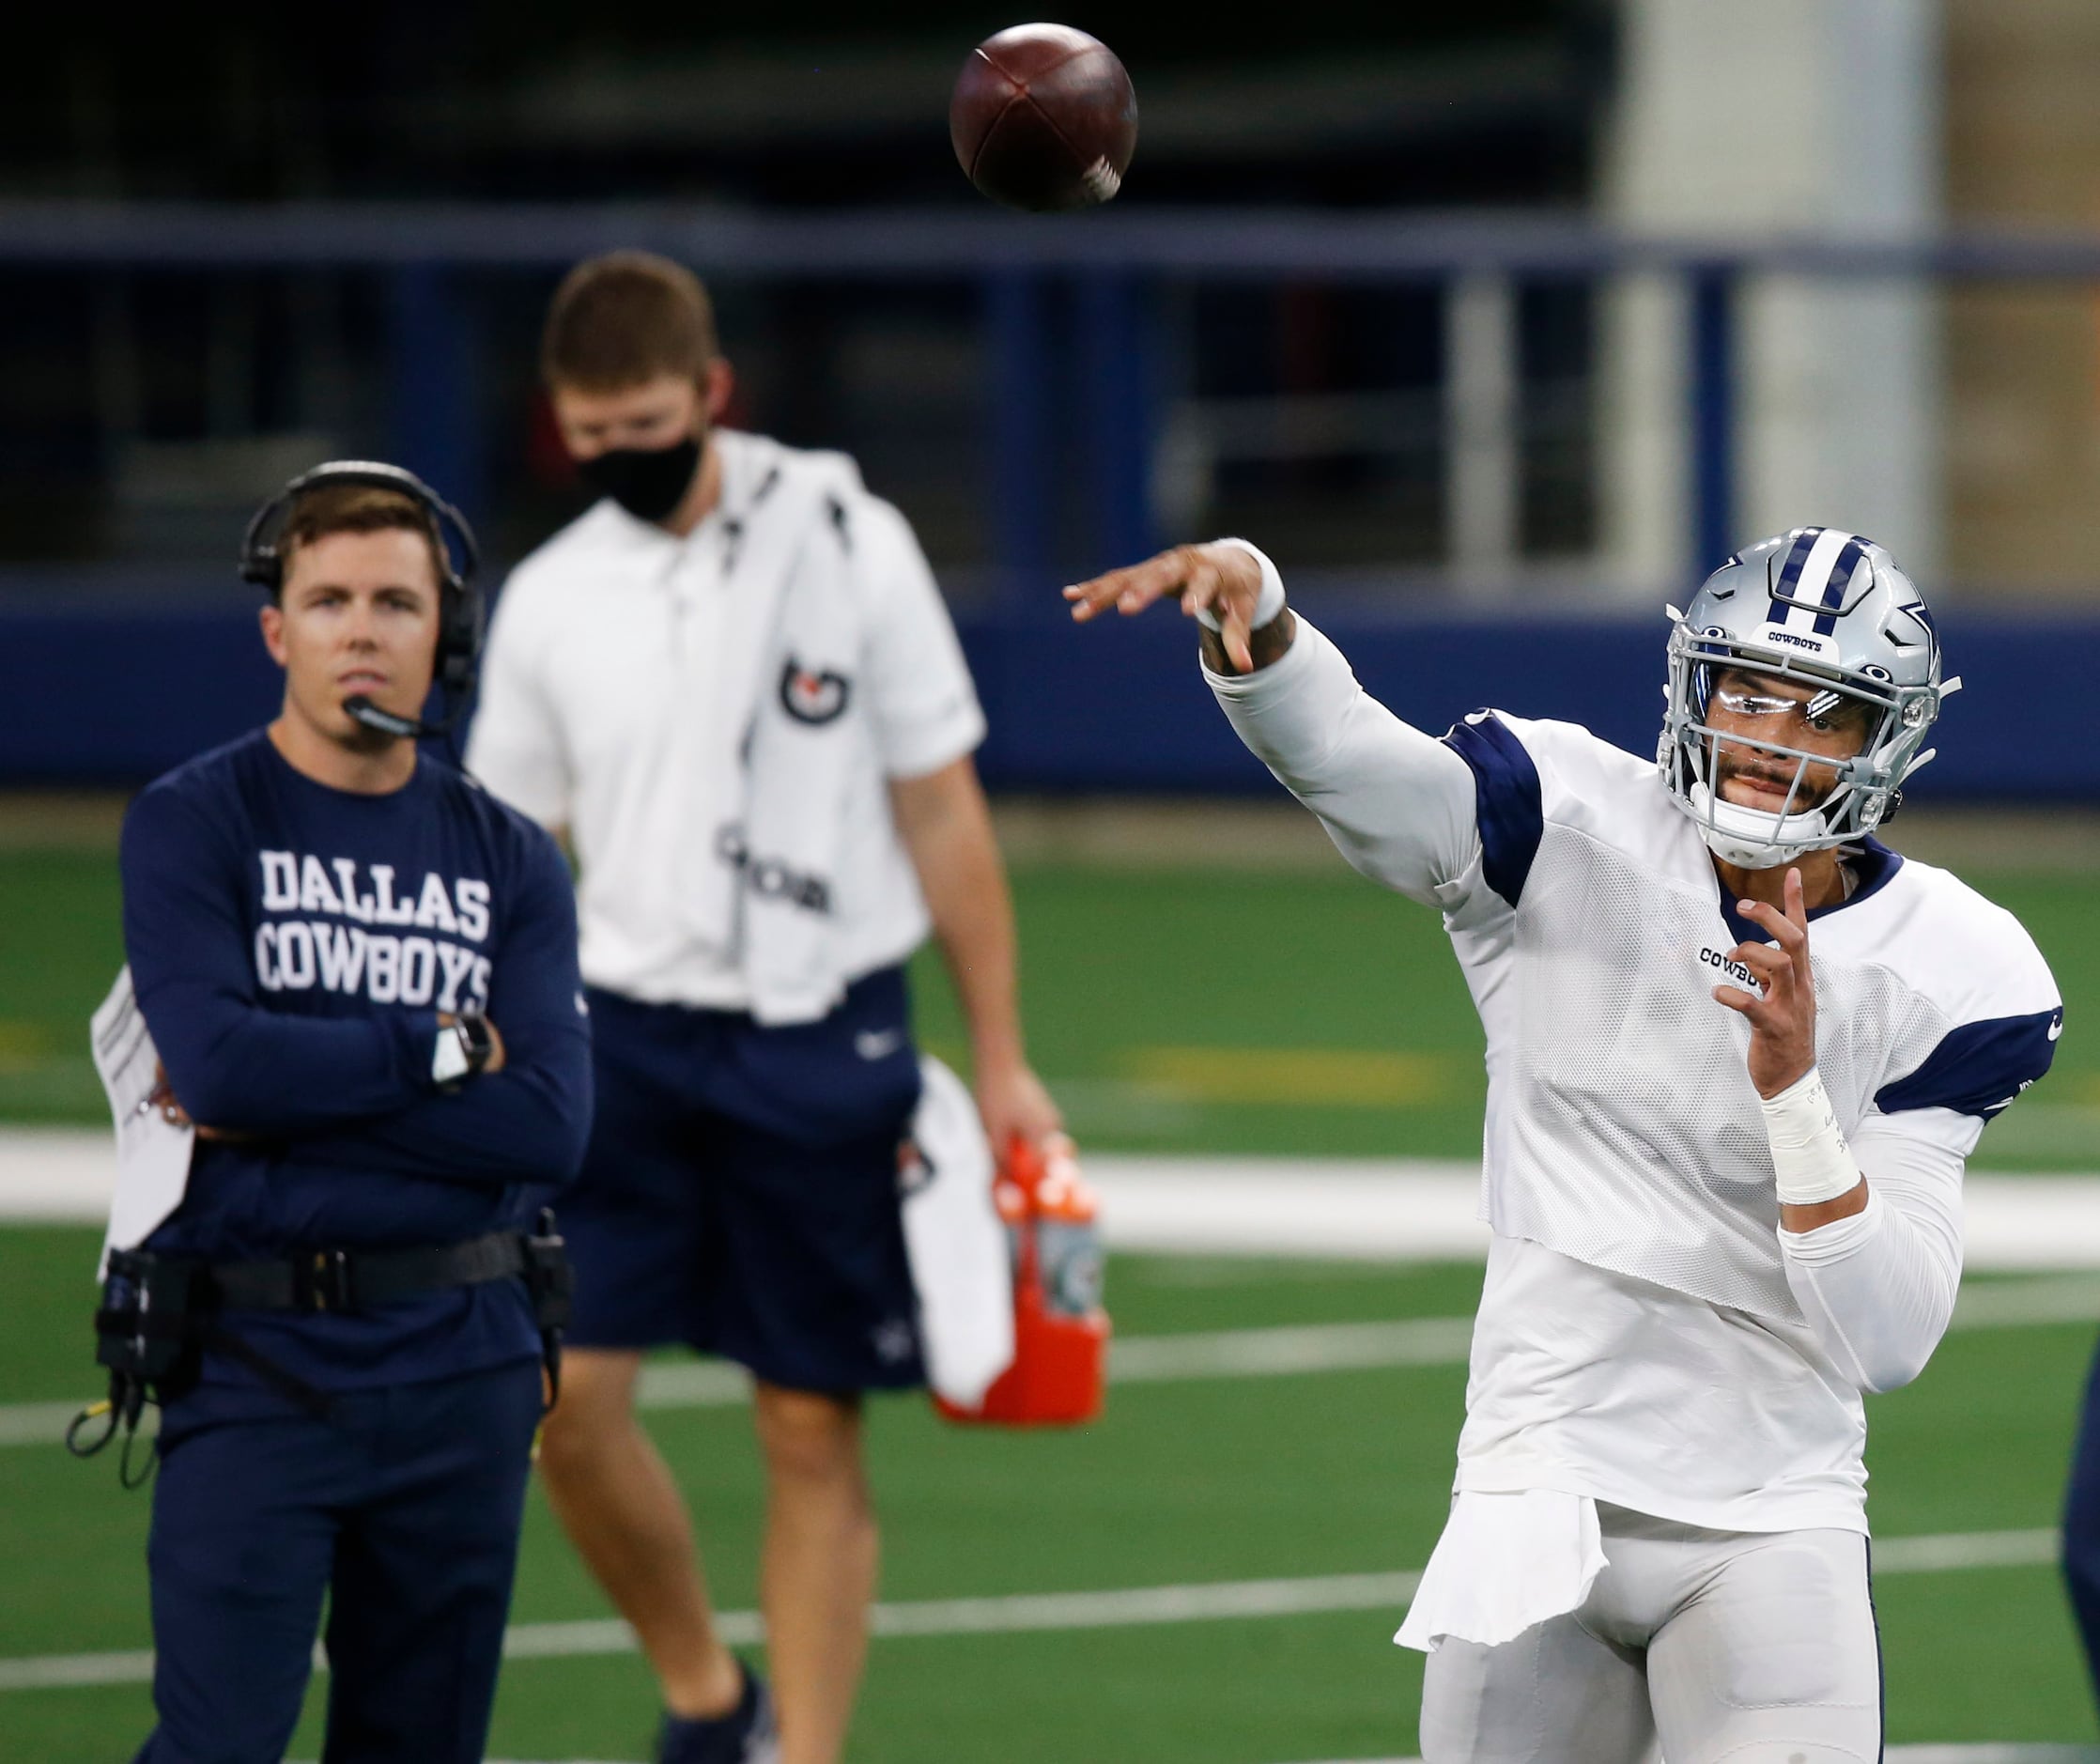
10;1276;2100;1451
0;1526;2061;1694
456;1746;2100;1764
0;1399;91;1448
1292;1752;2100;1764
1881;1752;2100;1763
1870;1528;2062;1572
408;1745;2100;1764
0;1320;1483;1449
1946;1273;2100;1329
1112;1316;1481;1382
11;1136;2100;1266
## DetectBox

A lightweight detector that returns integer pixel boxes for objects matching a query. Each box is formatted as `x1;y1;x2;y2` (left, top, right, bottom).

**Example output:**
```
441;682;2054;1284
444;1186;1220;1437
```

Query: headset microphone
341;694;467;742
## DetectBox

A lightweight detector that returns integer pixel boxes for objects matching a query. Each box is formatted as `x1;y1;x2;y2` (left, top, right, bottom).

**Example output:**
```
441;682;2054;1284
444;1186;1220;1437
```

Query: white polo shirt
467;428;985;1012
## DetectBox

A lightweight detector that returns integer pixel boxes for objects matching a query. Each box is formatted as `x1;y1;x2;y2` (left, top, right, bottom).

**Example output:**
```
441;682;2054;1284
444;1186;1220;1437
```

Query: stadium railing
6;203;2100;795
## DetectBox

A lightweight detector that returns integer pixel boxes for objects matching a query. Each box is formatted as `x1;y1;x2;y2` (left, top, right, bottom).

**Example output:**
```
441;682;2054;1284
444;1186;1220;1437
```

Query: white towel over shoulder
664;438;872;1024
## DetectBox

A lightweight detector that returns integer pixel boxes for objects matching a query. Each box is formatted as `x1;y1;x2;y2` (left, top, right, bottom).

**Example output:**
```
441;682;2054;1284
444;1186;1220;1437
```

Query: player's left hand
1713;867;1818;1099
974;1057;1064;1155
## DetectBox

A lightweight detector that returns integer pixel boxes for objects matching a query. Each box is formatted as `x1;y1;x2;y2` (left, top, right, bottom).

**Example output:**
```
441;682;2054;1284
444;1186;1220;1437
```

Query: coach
116;464;592;1763
467;251;1059;1764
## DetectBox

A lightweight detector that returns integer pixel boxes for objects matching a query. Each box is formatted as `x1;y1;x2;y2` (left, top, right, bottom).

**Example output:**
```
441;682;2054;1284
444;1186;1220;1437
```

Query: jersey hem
1452;1467;1867;1537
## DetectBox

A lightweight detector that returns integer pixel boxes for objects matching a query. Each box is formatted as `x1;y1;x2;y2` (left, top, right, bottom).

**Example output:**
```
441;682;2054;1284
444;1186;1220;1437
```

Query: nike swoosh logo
855;1029;904;1060
2049;1018;2064;1042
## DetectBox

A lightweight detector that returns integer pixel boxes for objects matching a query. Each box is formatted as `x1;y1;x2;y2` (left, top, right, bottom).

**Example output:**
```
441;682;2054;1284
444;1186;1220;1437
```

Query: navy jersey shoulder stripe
1442;711;1544;910
1874;1005;2064;1121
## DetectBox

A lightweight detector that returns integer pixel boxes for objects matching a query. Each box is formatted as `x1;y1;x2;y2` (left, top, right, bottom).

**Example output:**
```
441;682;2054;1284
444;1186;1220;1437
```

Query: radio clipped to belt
67;1248;208;1488
69;1215;575;1486
522;1207;575;1409
935;1133;1110;1428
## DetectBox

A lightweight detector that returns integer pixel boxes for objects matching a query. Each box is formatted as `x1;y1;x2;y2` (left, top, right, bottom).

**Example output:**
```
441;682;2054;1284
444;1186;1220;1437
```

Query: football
950;23;1138;212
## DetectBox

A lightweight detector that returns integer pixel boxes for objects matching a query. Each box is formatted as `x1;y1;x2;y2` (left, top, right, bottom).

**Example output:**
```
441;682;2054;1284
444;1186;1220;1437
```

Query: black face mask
577;434;703;524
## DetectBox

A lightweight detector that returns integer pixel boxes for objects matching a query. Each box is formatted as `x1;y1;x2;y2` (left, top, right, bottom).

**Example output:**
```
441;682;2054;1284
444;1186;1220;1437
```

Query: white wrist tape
1760;1068;1863;1206
1195;537;1287;633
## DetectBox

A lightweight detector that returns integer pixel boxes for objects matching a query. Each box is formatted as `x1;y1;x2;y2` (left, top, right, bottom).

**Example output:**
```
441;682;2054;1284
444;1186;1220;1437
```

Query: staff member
113;463;592;1764
469;252;1058;1764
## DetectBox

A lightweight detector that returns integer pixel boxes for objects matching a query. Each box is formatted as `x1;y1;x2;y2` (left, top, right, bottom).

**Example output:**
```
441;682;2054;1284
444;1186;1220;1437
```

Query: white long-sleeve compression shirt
1200;548;1975;1398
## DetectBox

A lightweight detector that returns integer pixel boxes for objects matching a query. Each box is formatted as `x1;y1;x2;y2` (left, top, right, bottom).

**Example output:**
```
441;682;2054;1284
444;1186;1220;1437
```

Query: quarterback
1067;528;2061;1761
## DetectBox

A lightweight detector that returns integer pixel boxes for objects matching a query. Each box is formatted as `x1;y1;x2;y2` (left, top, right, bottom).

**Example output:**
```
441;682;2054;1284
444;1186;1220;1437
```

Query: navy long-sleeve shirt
120;728;593;1400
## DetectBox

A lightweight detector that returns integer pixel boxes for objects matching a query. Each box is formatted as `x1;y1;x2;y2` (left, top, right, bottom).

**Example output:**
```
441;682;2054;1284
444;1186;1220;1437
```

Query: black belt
73;1219;574;1489
208;1230;530;1315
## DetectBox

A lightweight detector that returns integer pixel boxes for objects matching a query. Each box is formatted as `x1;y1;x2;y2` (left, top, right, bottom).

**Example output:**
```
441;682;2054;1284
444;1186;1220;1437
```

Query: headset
240;460;484;741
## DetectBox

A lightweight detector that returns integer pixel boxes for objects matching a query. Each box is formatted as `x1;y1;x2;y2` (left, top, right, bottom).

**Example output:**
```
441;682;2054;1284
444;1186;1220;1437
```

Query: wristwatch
432;1014;495;1091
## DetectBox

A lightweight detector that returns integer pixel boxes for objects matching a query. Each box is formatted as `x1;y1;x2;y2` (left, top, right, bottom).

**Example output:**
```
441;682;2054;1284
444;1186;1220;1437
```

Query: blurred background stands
4;1;2100;793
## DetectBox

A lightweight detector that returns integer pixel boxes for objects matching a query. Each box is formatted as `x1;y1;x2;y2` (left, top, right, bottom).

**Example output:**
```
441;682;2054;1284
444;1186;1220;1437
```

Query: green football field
4;841;2100;1758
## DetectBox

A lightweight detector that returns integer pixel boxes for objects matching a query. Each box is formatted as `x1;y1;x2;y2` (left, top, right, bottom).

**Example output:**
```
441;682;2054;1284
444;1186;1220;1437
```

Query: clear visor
1708;681;1874;746
1689;661;1889;823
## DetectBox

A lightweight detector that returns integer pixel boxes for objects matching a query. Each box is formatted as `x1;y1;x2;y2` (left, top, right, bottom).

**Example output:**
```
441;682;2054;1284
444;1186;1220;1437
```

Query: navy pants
133;1358;543;1764
2066;1338;2100;1707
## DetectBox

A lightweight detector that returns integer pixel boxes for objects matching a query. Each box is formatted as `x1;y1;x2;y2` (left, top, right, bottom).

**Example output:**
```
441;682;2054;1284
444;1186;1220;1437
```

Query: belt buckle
301;1248;354;1313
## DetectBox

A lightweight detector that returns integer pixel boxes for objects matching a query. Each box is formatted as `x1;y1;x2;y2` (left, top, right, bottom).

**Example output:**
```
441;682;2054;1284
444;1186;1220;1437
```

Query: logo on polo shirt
714;826;833;916
779;658;851;726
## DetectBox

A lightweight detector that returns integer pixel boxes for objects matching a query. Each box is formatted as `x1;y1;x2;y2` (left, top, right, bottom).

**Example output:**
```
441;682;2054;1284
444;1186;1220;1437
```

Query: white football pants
1419;1505;1880;1764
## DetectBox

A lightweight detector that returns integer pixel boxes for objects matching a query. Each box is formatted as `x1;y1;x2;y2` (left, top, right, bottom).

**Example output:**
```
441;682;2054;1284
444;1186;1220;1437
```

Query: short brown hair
276;484;447;597
541;250;719;393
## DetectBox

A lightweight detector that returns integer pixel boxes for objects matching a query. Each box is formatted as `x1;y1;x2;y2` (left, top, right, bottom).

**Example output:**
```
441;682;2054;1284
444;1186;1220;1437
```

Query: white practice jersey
469;428;984;1013
1210;579;2061;1531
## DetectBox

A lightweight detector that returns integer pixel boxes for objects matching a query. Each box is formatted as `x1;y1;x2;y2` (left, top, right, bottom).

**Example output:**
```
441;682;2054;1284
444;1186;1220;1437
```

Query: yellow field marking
1122;1046;1456;1107
0;1024;50;1074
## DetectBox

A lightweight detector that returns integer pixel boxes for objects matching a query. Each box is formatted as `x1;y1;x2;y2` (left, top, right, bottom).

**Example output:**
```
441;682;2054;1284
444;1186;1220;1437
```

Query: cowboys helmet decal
779;658;852;726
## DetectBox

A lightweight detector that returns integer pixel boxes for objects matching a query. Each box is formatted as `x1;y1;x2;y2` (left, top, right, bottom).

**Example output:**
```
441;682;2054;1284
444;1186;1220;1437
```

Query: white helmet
1659;528;1957;870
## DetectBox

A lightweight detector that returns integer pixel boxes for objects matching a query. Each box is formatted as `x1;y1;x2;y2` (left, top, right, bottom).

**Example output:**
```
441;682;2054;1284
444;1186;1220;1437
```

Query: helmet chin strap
1685;781;1834;871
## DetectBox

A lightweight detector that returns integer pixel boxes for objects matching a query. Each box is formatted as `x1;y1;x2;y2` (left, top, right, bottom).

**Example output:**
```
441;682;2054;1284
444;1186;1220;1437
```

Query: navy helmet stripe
1811;535;1866;636
1442;712;1544;910
1769;528;1824;627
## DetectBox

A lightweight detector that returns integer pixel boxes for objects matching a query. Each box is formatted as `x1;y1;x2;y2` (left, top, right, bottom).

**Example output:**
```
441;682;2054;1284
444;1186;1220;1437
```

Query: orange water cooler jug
935;1133;1109;1427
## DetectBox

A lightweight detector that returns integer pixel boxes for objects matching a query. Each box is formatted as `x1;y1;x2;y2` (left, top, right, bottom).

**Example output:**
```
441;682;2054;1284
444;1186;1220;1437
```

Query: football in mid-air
950;23;1138;212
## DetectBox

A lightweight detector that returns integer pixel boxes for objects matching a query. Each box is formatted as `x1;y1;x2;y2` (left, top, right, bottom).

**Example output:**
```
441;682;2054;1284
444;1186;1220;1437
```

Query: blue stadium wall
0;592;2080;802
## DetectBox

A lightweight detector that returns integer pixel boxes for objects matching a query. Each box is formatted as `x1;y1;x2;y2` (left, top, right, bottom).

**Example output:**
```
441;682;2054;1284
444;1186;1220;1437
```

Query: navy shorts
564;967;926;1394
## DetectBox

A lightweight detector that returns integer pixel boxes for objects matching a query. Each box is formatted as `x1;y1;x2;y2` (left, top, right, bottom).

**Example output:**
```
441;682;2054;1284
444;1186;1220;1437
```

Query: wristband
1195;538;1287;634
1759;1067;1862;1206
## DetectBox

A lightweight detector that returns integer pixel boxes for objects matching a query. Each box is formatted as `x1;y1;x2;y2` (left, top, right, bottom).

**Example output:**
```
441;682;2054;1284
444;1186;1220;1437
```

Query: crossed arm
123;790;591;1188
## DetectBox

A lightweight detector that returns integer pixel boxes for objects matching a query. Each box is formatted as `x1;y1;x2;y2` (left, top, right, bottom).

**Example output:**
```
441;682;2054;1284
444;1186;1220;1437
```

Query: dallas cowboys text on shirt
254;851;492;1012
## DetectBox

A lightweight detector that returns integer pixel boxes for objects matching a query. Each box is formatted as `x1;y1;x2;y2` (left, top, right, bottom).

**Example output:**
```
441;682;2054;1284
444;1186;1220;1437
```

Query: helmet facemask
1660;624;1943;871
